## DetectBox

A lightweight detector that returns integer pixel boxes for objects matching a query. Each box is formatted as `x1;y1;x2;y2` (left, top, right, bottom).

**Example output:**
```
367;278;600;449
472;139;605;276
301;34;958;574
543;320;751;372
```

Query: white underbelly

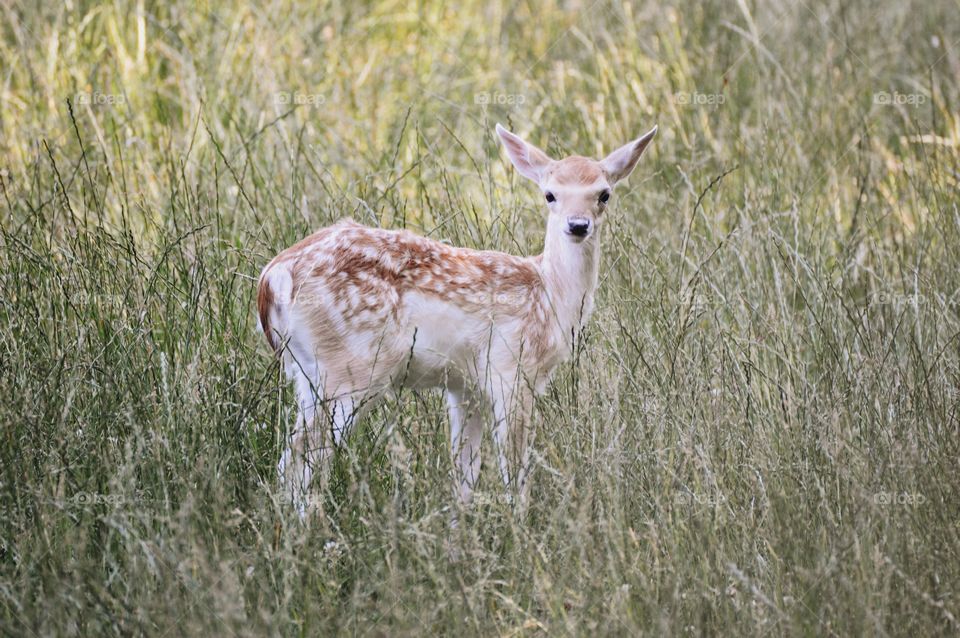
395;293;487;390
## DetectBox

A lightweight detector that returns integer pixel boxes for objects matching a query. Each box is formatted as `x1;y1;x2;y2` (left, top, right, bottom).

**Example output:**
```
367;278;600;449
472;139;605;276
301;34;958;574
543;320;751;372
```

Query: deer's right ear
496;123;553;183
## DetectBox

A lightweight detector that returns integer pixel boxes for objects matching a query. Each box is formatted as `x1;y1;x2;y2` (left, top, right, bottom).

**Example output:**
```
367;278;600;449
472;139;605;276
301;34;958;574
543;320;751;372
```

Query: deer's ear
600;125;657;184
495;124;553;183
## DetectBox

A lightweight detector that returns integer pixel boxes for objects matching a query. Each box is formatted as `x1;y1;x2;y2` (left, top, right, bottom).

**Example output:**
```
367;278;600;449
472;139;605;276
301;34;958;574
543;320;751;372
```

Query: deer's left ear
600;125;658;184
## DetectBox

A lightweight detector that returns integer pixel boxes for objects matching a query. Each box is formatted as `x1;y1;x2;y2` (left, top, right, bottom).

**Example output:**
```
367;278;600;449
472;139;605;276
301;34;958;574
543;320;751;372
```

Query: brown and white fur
258;123;657;517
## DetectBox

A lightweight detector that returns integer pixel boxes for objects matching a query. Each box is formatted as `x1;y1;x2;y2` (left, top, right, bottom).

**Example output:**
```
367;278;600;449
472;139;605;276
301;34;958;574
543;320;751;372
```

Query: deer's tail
257;263;293;354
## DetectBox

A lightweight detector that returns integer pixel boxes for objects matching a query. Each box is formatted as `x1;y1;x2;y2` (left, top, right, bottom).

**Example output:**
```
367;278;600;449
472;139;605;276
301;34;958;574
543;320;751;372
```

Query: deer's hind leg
277;352;376;519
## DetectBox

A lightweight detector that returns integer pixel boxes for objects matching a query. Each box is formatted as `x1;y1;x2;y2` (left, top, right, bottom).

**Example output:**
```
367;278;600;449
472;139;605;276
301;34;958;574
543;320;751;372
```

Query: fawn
258;123;657;517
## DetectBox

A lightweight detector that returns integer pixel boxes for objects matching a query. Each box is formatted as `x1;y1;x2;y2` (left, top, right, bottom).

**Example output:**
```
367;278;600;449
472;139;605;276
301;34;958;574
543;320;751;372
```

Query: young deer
258;123;657;517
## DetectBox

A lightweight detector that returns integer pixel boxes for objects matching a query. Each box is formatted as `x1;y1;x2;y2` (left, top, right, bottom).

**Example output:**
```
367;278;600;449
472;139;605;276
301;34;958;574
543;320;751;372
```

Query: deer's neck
538;218;601;341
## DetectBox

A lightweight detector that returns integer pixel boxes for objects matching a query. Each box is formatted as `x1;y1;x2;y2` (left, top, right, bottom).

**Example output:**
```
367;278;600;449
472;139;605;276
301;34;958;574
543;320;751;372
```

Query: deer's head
496;124;657;244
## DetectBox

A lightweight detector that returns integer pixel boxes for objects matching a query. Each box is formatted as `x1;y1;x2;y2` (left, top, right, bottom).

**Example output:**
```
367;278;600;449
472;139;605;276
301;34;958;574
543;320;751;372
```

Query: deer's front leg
446;390;484;506
488;374;534;512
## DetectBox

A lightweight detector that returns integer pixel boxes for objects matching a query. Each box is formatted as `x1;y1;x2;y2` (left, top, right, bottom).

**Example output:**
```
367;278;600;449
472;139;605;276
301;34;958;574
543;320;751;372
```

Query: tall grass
2;0;959;634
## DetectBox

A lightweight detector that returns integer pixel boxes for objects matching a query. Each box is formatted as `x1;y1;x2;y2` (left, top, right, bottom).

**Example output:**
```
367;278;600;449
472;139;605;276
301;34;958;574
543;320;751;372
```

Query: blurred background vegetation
1;0;959;634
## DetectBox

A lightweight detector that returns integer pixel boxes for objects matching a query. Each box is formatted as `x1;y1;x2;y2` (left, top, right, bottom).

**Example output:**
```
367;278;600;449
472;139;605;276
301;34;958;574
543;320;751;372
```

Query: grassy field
2;0;959;634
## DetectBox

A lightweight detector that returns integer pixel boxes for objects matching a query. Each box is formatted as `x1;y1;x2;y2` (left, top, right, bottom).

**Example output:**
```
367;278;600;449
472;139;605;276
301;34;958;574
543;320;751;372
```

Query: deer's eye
599;190;611;204
545;192;556;203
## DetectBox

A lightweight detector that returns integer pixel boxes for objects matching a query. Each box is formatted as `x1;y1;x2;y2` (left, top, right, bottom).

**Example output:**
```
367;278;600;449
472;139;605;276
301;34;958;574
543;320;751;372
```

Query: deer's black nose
566;218;591;237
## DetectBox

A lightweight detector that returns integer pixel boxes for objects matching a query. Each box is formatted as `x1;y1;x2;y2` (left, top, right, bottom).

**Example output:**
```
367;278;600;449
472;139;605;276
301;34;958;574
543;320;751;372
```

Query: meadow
1;0;959;634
